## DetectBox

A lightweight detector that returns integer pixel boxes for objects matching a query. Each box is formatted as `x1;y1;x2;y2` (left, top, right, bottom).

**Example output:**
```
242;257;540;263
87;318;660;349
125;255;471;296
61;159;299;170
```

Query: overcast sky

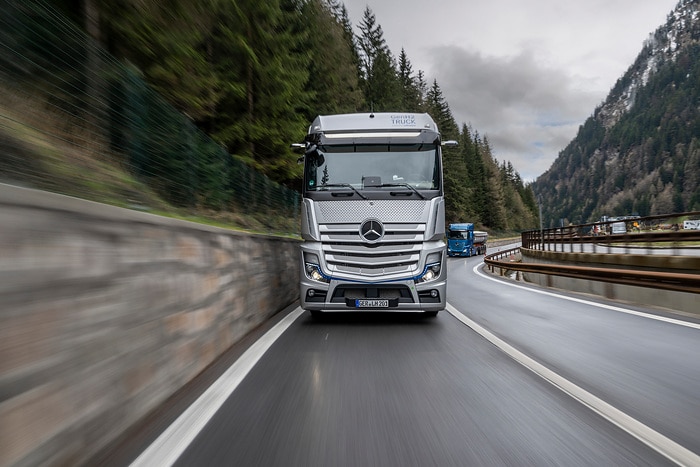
341;0;680;181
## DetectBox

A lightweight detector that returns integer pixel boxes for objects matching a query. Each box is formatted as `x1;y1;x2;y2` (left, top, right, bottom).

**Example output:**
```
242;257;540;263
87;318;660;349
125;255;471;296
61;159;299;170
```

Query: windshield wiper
318;183;367;199
381;183;425;199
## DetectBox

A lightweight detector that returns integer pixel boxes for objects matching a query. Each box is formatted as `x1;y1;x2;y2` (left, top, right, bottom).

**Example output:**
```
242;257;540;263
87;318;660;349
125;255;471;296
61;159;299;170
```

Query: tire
424;311;438;317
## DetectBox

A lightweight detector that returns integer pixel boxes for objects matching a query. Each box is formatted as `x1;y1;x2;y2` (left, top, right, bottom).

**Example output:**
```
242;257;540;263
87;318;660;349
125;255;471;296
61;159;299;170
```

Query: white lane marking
445;303;700;466
131;307;305;467
473;262;700;330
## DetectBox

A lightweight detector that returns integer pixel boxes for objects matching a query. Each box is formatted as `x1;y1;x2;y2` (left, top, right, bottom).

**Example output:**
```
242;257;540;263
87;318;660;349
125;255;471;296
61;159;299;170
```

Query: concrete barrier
520;248;699;315
0;184;300;466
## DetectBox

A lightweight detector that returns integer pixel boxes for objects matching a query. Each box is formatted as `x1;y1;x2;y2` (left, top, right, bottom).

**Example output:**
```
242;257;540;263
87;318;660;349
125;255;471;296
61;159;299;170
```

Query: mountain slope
532;0;700;226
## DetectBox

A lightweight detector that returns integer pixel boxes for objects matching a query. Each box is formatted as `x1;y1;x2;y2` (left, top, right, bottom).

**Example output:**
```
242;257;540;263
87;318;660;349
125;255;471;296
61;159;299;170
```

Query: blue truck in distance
446;223;488;257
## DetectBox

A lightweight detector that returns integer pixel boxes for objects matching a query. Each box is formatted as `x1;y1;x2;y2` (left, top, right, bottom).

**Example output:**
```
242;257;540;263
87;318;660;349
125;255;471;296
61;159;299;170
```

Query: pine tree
480;138;508;229
425;80;458;138
99;0;223;121
356;7;400;111
397;48;422;112
210;0;312;183
415;70;428;110
301;0;362;116
423;80;463;223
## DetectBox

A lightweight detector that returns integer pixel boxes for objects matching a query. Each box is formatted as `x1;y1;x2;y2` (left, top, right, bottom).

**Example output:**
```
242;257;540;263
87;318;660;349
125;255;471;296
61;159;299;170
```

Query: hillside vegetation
8;0;538;233
532;0;700;226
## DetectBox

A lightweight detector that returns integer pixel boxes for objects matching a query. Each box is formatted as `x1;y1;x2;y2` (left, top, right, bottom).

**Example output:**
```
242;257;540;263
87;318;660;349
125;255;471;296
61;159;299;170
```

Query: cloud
427;45;599;181
341;0;678;181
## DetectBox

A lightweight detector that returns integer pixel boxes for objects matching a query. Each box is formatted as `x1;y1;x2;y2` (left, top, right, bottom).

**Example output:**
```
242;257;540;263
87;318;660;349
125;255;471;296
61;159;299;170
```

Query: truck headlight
416;262;441;283
303;253;330;283
305;262;330;283
416;252;442;283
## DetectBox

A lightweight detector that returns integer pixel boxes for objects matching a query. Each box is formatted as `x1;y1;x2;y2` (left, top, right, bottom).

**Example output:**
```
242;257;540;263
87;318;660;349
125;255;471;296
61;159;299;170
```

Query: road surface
117;254;700;466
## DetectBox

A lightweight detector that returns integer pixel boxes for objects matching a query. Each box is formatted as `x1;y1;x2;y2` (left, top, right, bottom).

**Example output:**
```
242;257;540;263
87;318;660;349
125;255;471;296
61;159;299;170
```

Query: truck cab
446;223;487;257
447;223;473;257
296;113;455;317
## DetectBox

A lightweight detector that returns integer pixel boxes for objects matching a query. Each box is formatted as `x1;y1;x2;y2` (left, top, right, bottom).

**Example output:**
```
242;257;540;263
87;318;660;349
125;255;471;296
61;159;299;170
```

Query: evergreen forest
49;0;538;232
532;0;700;226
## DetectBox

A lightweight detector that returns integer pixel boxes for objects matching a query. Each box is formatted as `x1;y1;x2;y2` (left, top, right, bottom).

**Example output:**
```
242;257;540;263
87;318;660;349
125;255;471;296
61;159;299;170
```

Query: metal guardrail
484;247;700;295
522;211;700;252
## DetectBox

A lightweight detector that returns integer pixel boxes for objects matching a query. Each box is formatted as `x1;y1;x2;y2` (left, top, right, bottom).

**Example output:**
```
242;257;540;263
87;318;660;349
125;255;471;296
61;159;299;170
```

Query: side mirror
291;143;306;164
305;144;324;166
442;140;458;147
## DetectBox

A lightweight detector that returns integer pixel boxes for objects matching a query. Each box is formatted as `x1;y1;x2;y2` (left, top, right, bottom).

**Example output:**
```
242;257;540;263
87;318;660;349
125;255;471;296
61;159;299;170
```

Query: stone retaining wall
0;184;300;466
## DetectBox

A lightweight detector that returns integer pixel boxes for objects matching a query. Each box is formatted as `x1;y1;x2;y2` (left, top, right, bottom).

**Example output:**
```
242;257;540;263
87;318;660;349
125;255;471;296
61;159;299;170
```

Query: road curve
121;254;700;466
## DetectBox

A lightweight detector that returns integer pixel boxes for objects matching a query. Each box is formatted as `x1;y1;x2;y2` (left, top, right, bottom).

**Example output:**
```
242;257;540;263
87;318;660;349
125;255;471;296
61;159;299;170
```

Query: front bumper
300;276;446;312
299;244;446;312
447;248;471;257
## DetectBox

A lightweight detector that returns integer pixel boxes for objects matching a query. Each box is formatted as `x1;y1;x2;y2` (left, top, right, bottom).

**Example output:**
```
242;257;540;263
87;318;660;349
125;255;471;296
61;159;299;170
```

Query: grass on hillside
0;98;300;237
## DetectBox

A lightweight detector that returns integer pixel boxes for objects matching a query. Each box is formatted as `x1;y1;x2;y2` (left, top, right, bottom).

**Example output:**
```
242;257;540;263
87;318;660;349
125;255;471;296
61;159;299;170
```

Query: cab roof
448;223;474;230
308;113;438;134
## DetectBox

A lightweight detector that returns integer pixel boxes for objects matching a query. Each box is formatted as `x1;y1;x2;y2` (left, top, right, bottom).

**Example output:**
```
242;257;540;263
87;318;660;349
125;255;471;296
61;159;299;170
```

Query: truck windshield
448;231;471;239
305;144;440;192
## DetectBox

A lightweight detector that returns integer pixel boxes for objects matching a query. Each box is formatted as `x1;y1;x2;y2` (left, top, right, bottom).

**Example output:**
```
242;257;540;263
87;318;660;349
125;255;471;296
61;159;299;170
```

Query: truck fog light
430;289;438;298
308;289;316;297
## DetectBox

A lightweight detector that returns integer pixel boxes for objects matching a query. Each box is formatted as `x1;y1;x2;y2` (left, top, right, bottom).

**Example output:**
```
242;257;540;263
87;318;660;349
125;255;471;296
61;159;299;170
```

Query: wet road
128;254;700;466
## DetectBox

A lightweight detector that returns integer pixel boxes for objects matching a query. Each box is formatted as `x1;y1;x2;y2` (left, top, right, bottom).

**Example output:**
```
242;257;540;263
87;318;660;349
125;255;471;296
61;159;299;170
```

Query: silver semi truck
295;113;455;317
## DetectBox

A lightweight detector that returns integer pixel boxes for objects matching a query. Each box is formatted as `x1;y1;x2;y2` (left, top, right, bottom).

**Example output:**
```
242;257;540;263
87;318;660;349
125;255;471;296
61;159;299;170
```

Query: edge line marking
446;302;699;466
130;307;305;467
472;262;700;330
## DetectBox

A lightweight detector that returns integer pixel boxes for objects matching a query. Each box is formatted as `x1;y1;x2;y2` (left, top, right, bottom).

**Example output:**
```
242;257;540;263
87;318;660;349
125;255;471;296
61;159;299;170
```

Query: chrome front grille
320;223;425;277
313;199;435;278
316;200;429;223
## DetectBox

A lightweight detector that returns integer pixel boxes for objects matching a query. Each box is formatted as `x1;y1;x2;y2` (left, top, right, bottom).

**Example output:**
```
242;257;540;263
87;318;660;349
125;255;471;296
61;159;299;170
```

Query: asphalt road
127;253;700;466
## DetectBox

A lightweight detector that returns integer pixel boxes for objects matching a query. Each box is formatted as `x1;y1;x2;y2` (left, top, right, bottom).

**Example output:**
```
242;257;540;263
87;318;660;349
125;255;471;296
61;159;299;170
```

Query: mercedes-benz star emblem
359;219;384;243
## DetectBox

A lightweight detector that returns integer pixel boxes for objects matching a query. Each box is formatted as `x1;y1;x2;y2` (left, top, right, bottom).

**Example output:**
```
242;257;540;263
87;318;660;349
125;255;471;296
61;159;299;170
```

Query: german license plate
355;299;389;308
